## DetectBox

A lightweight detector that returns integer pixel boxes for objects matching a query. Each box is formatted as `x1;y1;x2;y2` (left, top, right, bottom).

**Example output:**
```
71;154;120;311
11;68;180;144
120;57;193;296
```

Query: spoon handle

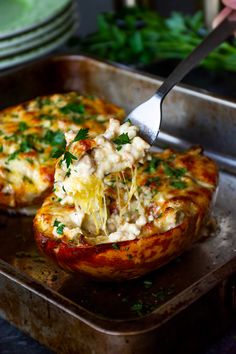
156;9;236;100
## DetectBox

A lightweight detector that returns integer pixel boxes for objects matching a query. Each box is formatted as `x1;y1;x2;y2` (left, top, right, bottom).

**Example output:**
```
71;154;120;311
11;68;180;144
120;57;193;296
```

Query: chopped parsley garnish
56;224;65;235
43;130;66;147
163;162;186;178
42;97;51;105
53;219;65;235
23;176;33;184
66;168;71;177
63;151;77;168
53;220;60;227
145;156;162;173
131;301;144;316
171;180;187;189
73;128;89;142
113;133;131;151
7;151;19;162
18;122;29;132
51;148;64;158
19;140;32;153
36;97;43;108
0;145;3;152
36;97;51;108
60;102;85;115
72;116;85;124
26;157;33;164
145;176;160;186
112;243;120;250
4;134;18;142
43;130;66;158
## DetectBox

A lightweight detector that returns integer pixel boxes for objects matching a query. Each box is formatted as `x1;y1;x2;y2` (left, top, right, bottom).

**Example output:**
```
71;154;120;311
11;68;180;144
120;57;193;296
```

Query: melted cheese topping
54;119;150;237
42;118;219;245
0;92;124;211
35;143;218;246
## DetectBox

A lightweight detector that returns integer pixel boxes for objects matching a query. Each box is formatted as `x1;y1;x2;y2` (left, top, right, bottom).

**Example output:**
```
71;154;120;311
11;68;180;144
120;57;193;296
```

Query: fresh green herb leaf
26;157;33;164
42;97;51;105
131;301;143;316
171;180;187;189
36;97;43;108
72;116;85;124
66;168;71;177
53;220;60;227
53;219;65;235
57;223;65;235
145;157;162;173
18;122;29;132
44;130;66;147
112;243;120;250
163;162;186;179
81;8;236;74
0;145;3;152
23;176;33;184
4;134;18;142
60;102;85;115
7;151;19;161
73;128;89;142
113;133;131;150
145;176;160;186
63;151;77;168
51;148;65;158
19;140;32;153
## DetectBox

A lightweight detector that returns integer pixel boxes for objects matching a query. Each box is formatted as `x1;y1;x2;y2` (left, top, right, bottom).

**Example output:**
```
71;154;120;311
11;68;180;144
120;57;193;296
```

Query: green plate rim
0;0;73;40
0;23;76;70
0;4;75;50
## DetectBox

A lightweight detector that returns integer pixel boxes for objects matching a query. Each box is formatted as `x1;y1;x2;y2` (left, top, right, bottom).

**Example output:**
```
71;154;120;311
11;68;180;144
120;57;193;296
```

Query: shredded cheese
54;119;150;240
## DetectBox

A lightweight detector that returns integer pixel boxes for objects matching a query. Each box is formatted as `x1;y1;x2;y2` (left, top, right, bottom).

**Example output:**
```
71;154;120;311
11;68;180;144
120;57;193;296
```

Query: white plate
0;23;76;70
0;0;72;39
0;3;75;50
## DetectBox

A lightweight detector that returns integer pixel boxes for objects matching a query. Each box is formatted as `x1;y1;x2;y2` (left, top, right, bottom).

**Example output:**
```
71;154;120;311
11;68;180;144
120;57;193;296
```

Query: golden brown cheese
0;93;124;212
34;146;218;280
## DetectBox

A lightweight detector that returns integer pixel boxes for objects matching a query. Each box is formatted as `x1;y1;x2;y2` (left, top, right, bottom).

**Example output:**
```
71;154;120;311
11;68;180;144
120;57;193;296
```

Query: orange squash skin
34;214;200;280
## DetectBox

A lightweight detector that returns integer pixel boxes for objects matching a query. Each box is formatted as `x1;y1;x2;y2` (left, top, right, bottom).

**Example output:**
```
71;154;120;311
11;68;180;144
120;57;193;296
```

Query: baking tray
0;55;236;354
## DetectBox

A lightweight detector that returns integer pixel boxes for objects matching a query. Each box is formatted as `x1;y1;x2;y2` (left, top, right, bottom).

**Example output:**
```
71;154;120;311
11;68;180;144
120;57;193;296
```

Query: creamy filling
53;119;150;242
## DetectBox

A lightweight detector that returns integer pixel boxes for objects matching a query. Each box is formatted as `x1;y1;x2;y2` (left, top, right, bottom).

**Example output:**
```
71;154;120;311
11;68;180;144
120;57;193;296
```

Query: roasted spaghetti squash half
34;119;218;280
0;93;124;214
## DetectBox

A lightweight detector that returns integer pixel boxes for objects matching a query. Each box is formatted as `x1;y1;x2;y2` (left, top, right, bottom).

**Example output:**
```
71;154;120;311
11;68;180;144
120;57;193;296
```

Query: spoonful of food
127;9;236;145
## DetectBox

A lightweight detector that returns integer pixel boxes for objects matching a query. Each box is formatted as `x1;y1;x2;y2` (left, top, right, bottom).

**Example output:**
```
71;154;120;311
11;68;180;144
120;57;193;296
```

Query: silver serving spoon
127;9;236;145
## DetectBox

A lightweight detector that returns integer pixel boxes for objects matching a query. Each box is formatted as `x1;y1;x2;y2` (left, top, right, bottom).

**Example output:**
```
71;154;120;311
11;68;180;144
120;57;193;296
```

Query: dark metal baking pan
0;55;236;354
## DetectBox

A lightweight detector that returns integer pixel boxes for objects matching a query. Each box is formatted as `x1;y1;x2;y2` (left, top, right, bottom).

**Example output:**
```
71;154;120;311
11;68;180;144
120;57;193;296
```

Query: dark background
76;0;204;36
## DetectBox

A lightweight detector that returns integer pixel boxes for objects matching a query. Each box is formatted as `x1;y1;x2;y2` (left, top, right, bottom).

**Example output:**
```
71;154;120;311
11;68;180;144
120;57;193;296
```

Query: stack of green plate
0;0;77;69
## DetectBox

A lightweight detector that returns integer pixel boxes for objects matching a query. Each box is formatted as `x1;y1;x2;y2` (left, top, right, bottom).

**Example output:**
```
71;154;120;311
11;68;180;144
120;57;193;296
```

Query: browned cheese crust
34;146;218;280
0;93;124;212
